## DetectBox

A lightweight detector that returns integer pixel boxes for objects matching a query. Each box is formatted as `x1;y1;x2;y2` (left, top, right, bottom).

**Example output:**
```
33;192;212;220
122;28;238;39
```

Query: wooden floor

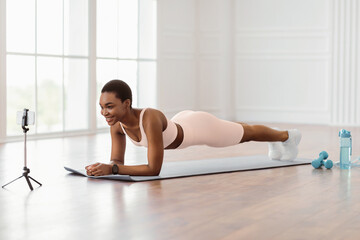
1;123;360;240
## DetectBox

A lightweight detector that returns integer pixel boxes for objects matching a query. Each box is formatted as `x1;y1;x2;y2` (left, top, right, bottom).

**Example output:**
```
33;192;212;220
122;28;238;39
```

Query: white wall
157;0;235;120
235;0;330;124
157;0;197;114
157;0;360;125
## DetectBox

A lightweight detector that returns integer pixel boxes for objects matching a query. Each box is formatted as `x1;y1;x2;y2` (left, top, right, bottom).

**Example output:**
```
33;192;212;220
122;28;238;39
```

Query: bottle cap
339;129;351;138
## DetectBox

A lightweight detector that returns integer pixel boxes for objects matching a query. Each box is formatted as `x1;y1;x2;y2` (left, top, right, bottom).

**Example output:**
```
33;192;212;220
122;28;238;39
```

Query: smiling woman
85;80;302;177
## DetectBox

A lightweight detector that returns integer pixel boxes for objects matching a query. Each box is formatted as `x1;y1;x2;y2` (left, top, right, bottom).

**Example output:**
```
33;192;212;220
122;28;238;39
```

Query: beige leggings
171;110;244;149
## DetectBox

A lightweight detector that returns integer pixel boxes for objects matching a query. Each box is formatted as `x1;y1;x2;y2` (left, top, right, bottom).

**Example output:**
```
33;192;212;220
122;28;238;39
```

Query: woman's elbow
151;169;161;176
148;166;161;176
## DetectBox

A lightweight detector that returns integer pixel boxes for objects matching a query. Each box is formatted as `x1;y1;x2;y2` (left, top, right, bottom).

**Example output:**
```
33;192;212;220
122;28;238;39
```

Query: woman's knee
240;123;254;143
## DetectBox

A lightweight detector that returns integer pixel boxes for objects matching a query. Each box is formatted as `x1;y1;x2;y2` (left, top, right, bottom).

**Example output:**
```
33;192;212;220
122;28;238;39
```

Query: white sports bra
119;108;178;148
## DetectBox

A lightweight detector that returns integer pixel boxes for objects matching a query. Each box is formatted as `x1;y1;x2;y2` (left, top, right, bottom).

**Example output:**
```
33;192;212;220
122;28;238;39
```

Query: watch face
112;164;118;174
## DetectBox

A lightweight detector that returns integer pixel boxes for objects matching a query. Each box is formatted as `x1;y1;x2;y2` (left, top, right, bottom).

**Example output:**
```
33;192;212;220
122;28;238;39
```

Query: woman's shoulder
142;107;164;115
110;121;125;135
142;108;167;127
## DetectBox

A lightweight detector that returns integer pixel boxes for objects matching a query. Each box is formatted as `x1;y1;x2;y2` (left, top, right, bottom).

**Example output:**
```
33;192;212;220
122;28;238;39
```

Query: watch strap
112;164;119;174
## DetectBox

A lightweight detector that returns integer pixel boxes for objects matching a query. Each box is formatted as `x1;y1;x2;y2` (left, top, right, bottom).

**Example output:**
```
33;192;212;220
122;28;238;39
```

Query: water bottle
339;129;352;169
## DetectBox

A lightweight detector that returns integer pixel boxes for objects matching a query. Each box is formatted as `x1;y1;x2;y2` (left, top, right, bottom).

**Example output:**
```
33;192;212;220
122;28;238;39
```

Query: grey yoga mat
64;155;311;182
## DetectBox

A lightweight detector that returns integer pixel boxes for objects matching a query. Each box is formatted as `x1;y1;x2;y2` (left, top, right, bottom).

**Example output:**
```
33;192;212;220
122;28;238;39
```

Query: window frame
0;0;7;143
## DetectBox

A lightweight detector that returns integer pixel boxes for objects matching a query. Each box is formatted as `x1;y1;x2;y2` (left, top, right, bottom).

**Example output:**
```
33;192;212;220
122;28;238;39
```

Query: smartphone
16;110;35;125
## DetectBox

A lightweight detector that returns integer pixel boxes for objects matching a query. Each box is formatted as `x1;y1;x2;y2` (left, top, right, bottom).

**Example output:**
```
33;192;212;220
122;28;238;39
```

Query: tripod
2;109;42;191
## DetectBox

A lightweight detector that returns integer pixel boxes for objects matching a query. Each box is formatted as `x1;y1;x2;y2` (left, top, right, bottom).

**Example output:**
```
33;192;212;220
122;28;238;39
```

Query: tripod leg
2;176;24;188
24;176;34;191
28;176;42;186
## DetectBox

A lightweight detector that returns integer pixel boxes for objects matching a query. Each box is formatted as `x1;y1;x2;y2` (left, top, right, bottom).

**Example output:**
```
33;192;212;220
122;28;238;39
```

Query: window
2;0;156;140
6;0;89;136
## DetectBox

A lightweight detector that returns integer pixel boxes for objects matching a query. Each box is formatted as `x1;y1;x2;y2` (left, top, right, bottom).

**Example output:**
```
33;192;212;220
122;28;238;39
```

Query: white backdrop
157;0;360;126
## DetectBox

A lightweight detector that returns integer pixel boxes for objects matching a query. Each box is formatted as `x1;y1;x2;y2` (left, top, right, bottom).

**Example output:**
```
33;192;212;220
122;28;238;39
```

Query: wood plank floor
1;123;360;240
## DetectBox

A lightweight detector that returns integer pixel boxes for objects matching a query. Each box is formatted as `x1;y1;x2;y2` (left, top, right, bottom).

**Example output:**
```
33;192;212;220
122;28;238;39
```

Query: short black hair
101;80;132;108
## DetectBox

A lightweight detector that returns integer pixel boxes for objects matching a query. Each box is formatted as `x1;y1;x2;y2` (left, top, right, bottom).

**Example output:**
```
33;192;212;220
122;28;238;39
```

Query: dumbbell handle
311;158;324;169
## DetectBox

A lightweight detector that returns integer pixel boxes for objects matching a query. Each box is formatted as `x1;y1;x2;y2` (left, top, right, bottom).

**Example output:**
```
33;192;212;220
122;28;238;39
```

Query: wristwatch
112;164;119;175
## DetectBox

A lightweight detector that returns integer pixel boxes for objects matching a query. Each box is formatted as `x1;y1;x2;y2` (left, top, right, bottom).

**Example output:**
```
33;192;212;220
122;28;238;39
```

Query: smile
106;117;114;122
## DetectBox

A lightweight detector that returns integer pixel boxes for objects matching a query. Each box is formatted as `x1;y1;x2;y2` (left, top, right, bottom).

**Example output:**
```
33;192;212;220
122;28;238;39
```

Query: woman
86;80;301;176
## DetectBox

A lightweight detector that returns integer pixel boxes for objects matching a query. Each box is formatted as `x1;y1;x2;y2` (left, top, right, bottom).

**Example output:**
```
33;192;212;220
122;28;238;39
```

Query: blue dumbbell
312;151;333;169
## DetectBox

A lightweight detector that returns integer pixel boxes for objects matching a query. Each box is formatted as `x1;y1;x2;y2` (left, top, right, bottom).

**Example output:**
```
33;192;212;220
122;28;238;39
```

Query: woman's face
99;92;128;126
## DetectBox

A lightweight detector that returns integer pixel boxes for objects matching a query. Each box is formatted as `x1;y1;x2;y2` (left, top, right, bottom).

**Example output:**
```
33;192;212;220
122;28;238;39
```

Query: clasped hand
85;163;112;176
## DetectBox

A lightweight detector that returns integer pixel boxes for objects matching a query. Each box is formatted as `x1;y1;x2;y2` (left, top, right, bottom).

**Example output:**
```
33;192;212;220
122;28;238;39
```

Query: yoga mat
64;155;311;182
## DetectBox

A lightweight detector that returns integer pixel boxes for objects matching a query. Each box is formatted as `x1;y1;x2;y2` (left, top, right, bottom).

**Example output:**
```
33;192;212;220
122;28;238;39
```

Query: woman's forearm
117;164;161;176
110;159;124;165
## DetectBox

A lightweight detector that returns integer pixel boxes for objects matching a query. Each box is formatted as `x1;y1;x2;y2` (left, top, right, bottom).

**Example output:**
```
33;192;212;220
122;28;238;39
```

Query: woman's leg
239;123;302;161
239;123;288;143
173;111;300;160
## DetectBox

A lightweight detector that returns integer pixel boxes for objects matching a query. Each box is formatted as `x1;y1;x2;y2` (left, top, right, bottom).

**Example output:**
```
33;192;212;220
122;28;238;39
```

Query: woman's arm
116;110;164;176
86;109;165;176
85;123;126;175
109;124;126;165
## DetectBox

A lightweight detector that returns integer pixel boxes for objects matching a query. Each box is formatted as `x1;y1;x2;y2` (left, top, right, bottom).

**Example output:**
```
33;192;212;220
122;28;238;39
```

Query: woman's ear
124;99;131;109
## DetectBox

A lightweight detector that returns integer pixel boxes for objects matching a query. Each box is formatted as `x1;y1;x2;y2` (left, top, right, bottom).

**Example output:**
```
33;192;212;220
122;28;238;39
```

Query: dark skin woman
86;80;301;176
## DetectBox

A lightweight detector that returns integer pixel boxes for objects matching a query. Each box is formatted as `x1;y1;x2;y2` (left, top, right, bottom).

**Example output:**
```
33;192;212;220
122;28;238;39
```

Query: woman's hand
85;163;112;176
